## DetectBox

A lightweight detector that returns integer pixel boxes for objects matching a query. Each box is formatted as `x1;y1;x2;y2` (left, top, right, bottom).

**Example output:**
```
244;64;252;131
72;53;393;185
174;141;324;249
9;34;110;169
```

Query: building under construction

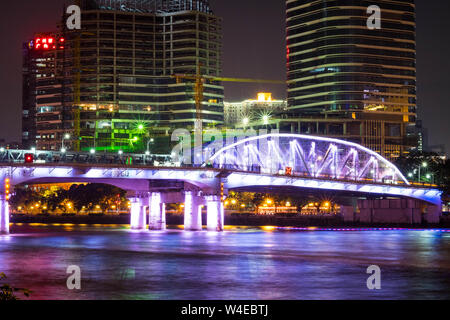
23;0;223;152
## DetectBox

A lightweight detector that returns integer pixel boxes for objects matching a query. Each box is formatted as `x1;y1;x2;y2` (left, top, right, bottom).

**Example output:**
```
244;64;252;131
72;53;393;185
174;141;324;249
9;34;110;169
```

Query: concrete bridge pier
340;205;355;223
356;199;441;224
424;203;442;224
206;195;224;232
129;197;146;230
0;195;10;235
184;191;203;231
149;192;166;231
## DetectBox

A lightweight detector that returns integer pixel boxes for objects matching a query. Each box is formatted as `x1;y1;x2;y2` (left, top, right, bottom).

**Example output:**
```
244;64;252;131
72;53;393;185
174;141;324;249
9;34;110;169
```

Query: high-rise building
23;34;67;151
284;0;417;159
23;0;223;152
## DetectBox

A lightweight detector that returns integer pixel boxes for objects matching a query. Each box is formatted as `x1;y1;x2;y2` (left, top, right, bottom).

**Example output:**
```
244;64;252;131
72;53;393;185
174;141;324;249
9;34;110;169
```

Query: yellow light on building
257;92;273;102
266;199;273;205
286;202;291;207
231;199;237;205
240;204;246;208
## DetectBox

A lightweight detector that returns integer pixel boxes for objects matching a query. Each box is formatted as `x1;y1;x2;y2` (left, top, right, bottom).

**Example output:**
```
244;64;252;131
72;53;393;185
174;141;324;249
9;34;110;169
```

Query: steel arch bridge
205;133;409;185
0;133;443;234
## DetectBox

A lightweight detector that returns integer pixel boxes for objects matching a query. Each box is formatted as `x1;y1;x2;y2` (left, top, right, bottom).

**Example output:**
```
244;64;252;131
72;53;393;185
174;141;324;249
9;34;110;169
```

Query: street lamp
61;148;67;154
418;161;428;183
243;117;249;126
145;138;155;164
90;149;96;154
146;138;154;155
61;133;70;150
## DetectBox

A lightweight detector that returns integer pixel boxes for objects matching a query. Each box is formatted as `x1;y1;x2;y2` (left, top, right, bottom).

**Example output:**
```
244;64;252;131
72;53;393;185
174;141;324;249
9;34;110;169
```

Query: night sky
0;1;449;154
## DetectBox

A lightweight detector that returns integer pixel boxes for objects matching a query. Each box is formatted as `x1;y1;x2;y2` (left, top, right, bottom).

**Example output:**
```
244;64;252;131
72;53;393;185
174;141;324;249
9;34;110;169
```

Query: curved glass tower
286;0;417;158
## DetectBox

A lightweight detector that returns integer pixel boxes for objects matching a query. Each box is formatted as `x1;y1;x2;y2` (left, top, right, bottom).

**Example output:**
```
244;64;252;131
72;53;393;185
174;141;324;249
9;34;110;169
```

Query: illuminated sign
31;36;65;51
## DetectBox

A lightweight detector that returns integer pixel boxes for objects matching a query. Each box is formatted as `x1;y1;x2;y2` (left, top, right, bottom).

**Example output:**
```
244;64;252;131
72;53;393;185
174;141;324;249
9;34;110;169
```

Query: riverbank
10;213;450;228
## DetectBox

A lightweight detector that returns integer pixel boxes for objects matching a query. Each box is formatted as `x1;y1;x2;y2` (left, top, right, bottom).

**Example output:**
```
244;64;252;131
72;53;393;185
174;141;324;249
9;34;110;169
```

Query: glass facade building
285;0;417;158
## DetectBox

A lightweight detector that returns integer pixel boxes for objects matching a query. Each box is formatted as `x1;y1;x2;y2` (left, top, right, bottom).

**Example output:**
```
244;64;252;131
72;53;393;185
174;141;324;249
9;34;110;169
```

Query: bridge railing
0;149;175;167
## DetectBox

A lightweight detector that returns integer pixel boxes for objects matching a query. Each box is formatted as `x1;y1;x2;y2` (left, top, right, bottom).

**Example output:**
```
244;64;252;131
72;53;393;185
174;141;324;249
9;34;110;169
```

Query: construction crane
172;64;285;131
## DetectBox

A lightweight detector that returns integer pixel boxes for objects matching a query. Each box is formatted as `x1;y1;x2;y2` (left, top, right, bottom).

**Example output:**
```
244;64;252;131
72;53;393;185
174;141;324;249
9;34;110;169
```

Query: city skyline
0;0;449;154
1;1;450;304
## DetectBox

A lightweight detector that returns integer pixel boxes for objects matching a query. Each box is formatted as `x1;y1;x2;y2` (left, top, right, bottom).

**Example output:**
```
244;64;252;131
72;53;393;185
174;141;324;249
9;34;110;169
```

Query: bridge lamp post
146;138;154;155
144;138;154;165
90;148;96;155
61;133;70;150
243;117;249;127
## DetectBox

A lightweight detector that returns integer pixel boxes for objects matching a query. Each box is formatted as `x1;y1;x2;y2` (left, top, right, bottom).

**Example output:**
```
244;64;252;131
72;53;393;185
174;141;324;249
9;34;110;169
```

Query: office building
285;0;417;159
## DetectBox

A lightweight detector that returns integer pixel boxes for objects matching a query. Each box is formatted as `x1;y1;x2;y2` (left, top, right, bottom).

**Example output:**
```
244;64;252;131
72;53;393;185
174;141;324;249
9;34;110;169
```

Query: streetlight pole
144;138;154;165
61;133;70;151
418;161;427;183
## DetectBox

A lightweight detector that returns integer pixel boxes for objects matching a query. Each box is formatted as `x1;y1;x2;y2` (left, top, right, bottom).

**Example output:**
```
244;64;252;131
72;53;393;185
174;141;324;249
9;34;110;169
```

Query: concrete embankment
10;213;450;228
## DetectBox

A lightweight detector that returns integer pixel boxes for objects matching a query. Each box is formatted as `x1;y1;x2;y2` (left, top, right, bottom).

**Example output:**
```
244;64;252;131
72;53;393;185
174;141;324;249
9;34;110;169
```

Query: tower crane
172;64;285;130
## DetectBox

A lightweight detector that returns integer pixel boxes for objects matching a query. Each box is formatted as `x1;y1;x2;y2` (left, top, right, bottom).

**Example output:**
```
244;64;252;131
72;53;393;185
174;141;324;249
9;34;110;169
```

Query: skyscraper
23;0;223;152
285;0;417;159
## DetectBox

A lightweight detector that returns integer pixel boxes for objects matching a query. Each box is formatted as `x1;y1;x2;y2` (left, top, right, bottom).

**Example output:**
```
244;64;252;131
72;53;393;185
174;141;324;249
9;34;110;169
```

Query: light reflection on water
1;224;450;300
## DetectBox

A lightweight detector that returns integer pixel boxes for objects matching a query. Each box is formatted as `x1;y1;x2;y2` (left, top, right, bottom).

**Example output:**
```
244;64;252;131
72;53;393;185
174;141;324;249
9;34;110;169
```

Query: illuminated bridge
0;134;442;234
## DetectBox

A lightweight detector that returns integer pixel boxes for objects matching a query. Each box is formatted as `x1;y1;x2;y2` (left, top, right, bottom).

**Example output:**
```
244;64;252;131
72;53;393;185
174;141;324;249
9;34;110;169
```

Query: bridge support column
424;203;442;224
206;196;224;232
149;192;166;231
0;195;9;235
358;199;424;224
184;191;202;231
130;197;146;230
340;206;355;222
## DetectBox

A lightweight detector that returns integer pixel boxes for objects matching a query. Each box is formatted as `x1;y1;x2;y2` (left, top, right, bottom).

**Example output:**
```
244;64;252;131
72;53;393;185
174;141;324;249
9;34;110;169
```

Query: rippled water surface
1;224;450;300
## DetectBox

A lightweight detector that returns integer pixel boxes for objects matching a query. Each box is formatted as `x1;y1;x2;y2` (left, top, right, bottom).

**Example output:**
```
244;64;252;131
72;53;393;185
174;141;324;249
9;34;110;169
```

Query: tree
0;273;31;300
395;151;449;196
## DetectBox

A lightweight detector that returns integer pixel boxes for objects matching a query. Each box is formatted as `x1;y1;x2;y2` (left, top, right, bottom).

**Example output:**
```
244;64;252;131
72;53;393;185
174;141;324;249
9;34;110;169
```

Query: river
1;224;449;300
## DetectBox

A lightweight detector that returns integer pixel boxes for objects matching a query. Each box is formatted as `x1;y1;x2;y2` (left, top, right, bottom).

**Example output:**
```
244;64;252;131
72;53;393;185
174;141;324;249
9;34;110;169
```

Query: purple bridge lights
205;133;409;185
0;134;443;235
